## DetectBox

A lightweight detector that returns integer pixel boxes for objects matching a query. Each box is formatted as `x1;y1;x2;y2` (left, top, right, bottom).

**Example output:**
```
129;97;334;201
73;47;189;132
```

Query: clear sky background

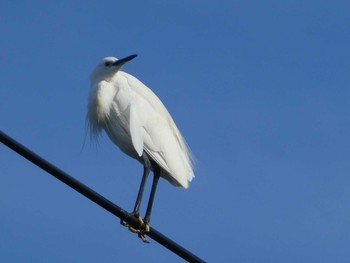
1;1;349;262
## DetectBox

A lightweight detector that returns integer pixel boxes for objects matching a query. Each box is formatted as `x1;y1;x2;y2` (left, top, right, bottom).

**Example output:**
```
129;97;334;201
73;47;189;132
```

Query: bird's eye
104;61;112;67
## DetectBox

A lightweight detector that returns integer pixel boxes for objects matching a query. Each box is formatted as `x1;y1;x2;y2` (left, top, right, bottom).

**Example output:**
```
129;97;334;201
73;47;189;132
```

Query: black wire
0;130;205;263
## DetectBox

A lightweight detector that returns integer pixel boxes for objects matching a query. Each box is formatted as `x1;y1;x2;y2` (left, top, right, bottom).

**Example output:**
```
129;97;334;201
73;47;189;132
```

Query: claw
144;224;150;233
120;213;151;242
138;223;150;243
136;215;144;225
128;226;140;233
138;231;150;243
120;213;142;228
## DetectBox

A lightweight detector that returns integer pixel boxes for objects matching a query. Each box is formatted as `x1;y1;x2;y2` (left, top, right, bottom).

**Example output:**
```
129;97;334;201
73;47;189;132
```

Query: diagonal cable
0;130;205;263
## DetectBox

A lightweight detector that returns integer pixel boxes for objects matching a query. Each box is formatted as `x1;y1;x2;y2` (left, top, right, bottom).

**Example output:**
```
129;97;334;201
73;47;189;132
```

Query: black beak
113;54;138;67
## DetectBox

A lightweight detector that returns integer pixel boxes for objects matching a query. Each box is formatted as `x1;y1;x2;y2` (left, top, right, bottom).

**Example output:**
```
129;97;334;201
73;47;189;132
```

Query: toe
136;215;145;226
138;232;150;243
144;224;150;233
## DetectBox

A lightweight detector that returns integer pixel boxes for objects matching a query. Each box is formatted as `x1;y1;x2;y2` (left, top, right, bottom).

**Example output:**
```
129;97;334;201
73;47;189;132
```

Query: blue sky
1;1;350;262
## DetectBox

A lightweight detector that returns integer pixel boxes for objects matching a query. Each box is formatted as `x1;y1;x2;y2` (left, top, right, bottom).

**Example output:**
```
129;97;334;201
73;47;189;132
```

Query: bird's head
90;54;138;83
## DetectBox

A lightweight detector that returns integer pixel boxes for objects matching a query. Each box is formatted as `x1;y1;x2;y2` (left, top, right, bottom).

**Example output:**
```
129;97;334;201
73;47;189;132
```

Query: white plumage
87;55;194;189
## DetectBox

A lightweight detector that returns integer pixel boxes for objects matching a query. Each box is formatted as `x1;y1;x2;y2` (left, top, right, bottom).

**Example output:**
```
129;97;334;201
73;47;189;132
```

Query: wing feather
128;105;144;157
120;71;194;188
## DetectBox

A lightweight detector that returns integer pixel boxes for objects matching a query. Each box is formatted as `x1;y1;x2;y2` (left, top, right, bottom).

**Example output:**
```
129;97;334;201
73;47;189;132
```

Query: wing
128;105;144;157
120;72;194;188
142;118;194;188
121;71;194;165
119;71;194;188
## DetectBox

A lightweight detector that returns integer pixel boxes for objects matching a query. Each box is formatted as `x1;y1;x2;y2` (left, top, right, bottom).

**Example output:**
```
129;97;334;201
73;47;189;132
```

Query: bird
87;54;194;242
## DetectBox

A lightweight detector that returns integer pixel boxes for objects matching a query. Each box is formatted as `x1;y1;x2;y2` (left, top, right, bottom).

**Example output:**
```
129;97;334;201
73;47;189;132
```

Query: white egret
87;54;194;241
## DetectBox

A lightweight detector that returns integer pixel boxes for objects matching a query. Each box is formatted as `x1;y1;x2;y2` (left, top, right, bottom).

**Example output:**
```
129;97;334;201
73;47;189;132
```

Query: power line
0;130;205;263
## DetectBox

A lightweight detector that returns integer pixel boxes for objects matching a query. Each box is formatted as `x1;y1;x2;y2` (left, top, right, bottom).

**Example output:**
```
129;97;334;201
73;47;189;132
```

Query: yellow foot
121;214;151;243
120;214;142;229
138;223;150;243
128;215;144;233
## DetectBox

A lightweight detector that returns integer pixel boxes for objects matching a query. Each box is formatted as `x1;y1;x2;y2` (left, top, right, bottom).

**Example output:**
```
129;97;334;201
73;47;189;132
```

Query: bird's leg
121;154;151;236
138;166;161;242
132;154;151;217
